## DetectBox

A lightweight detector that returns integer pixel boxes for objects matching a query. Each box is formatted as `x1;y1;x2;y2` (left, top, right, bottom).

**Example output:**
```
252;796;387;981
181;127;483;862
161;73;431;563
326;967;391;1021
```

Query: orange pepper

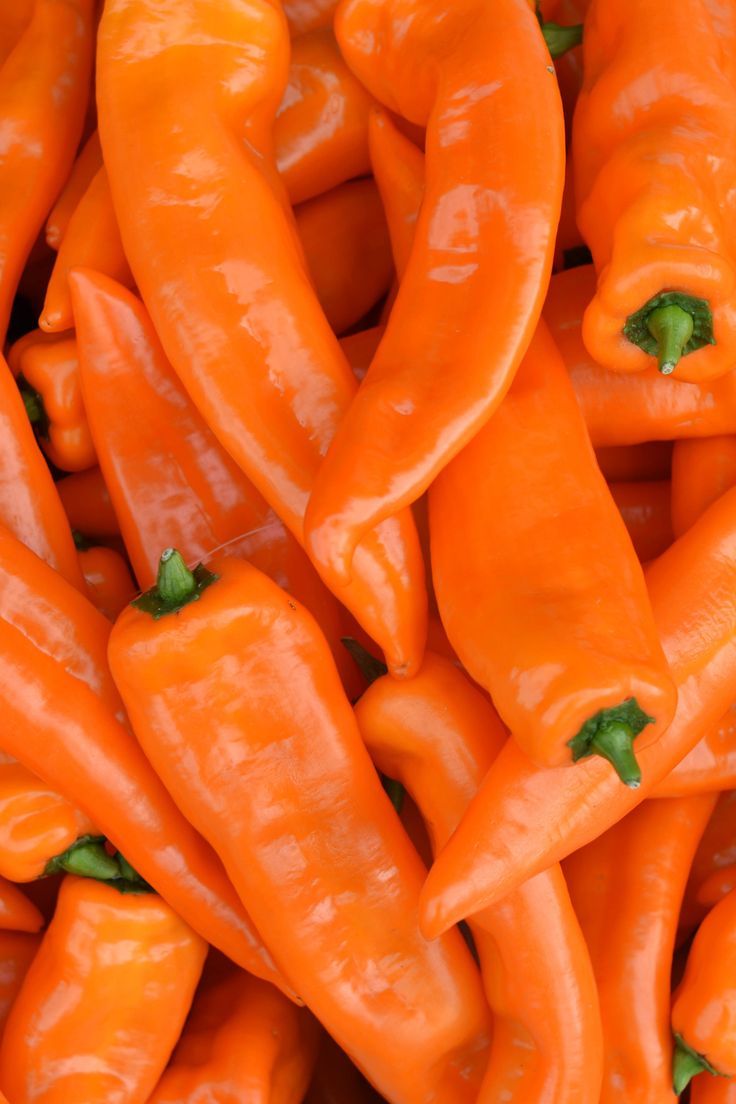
284;0;338;36
653;703;736;798
0;876;42;934
339;324;382;382
97;0;427;678
276;28;374;204
45;130;102;251
368;110;424;282
74;537;136;622
420;484;736;936
0;931;40;1044
148;962;321;1104
57;466;120;540
564;795;716;1103
692;1076;736;1103
296;178;393;334
109;550;491;1104
574;0;736;380
304;0;565;587
595;443;673;483
672;437;736;538
679;793;736;943
305;1035;385;1104
672;888;736;1092
0;0;95;342
0;0;33;67
609;480;674;563
0;875;208;1104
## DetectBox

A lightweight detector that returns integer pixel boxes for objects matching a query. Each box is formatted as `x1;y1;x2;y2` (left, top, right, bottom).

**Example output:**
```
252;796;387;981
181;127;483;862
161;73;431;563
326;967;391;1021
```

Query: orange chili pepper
0;875;208;1104
40;166;134;334
368;110;424;282
305;1035;385;1104
74;536;136;622
45;130;102;251
148;963;321;1104
284;0;338;36
653;703;736;797
0;1;33;67
609;480;674;563
544;266;736;446
97;0;427;678
296;178;393;335
672;888;736;1092
672;437;736;539
679;793;736;943
0;877;42;934
564;795;716;1103
0;0;95;342
57;466;120;540
304;0;565;587
420;484;736;936
354;651;603;1104
595;443;673;484
276;27;374;205
109;550;491;1104
574;0;736;381
696;865;736;913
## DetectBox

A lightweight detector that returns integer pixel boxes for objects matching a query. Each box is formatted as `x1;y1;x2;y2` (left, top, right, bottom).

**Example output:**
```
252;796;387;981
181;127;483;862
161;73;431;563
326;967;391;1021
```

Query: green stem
647;304;694;376
541;21;583;57
132;548;218;620
568;698;654;786
72;529;91;551
672;1034;723;1095
591;722;641;788
44;836;121;881
20;388;43;425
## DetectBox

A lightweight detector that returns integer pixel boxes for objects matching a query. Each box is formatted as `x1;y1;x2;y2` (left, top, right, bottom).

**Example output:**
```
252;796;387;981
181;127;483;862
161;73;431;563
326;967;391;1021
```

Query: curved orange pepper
368;109;424;282
0;930;40;1042
304;0;565;586
0;876;208;1104
672;437;736;539
692;1075;736;1103
109;551;491;1104
0;0;95;341
75;541;136;623
0;0;33;67
97;0;426;678
57;466;120;540
609;480;674;563
45;130;102;251
654;704;736;798
0;876;43;934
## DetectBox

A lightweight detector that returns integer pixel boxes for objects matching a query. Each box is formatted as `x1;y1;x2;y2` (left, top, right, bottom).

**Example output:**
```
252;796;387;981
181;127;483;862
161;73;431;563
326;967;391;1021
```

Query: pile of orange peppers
2;0;736;1101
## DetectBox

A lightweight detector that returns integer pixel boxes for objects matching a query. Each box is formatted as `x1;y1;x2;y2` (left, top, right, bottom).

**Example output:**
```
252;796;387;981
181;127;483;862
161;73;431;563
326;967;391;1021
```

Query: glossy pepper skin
0;1;33;67
564;795;716;1104
679;793;736;942
692;1076;736;1103
544;267;736;447
76;540;136;622
109;551;491;1104
609;480;674;563
97;0;427;678
148;963;321;1104
671;437;736;538
671;888;736;1092
304;0;565;587
0;0;94;341
430;320;676;779
0;931;40;1042
57;467;120;540
0;877;43;933
284;0;338;35
654;703;736;797
354;650;604;1104
275;28;374;205
574;0;736;381
0;875;208;1104
295;178;393;335
45;130;102;250
368;109;425;282
70;269;360;698
420;484;736;936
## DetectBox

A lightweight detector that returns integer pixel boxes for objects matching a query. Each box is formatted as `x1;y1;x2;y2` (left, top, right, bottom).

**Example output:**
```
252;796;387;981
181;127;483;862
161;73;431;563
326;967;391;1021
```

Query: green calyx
381;774;405;814
541;21;583;57
568;698;655;787
17;375;49;439
672;1034;724;1095
132;547;218;619
623;292;715;375
44;837;153;894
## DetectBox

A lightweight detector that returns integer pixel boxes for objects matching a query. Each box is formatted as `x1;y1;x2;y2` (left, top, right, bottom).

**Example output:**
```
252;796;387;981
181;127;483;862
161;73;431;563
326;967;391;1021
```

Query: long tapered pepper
574;0;736;381
563;795;715;1104
0;0;94;342
0;875;208;1104
368;110;425;282
148;963;321;1103
420;484;736;936
0;878;42;934
609;480;674;563
653;704;736;797
544;266;736;446
45;130;102;251
97;0;427;678
672;437;736;538
303;0;565;586
109;550;491;1104
672;888;736;1092
355;651;603;1104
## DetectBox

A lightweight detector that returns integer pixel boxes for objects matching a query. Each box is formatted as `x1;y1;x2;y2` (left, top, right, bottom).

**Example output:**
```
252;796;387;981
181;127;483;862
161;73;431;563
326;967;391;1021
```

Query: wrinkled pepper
109;549;491;1104
574;0;736;380
420;484;736;936
672;437;736;538
45;130;102;251
609;480;674;563
0;874;208;1104
304;0;565;587
97;0;427;678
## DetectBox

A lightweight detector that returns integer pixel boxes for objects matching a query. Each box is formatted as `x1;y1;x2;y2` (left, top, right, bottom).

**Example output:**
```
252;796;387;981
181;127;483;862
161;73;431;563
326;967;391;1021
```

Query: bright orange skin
654;703;736;797
57;467;120;540
0;0;94;342
109;555;491;1104
0;877;42;934
680;792;736;941
609;480;674;562
544;267;736;446
0;0;33;67
284;0;338;35
429;320;676;769
304;0;565;585
692;1076;736;1103
0;931;40;1043
595;443;673;484
420;485;736;936
295;178;393;334
148;966;321;1104
275;28;374;204
41;167;134;334
70;269;360;698
78;545;136;622
672;437;736;538
45;131;102;251
574;0;736;381
0;877;208;1104
564;795;716;1104
97;0;426;678
355;652;603;1104
369;109;424;282
673;888;736;1078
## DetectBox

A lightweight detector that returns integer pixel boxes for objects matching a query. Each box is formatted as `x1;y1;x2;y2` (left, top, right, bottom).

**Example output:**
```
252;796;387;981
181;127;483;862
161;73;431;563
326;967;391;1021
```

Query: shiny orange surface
672;436;736;538
78;545;136;622
284;0;338;36
109;555;491;1104
57;467;120;540
0;931;40;1044
45;130;102;251
0;877;207;1104
369;110;424;282
654;702;736;797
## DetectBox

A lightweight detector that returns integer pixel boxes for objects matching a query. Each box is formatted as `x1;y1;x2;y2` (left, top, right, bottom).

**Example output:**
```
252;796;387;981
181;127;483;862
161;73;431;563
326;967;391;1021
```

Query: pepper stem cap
591;722;641;788
647;304;694;375
45;836;121;881
132;548;218;619
541;21;583;57
672;1034;722;1095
